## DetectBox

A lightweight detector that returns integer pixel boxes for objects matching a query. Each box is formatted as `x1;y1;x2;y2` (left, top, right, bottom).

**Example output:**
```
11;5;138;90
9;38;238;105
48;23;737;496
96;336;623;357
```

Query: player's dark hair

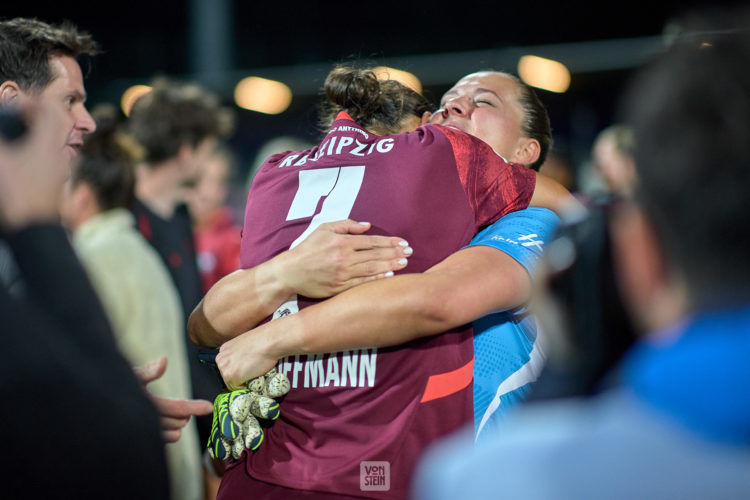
473;71;551;171
72;104;141;211
0;17;99;94
510;74;552;171
319;65;434;135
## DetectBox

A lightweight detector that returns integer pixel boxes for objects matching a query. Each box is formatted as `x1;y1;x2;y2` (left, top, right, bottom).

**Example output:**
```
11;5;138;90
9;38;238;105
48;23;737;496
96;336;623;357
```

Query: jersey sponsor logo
277;348;378;389
488;232;545;251
272;297;300;320
518;233;544;250
332;124;370;139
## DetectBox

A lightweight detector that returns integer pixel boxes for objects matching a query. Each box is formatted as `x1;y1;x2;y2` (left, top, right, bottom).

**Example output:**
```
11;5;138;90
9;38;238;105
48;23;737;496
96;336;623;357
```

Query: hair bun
324;66;382;120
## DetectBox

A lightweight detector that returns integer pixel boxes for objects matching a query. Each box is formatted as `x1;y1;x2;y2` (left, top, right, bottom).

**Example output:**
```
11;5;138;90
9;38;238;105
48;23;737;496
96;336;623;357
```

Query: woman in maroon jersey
192;65;576;500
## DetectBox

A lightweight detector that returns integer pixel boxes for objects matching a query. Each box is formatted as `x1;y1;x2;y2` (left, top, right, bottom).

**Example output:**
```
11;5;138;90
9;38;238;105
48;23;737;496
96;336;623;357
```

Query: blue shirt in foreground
414;304;750;500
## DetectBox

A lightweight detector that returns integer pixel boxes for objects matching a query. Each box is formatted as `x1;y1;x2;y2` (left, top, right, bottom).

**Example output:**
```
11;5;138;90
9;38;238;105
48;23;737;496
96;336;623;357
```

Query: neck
69;205;100;233
135;161;183;218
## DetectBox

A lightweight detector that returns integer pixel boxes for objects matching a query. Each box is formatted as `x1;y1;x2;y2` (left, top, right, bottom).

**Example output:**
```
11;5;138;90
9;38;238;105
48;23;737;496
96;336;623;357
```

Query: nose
444;95;471;116
76;105;96;134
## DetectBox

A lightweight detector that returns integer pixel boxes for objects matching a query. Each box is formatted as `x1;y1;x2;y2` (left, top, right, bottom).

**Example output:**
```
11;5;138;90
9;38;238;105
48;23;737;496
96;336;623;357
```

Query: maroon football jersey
226;113;535;498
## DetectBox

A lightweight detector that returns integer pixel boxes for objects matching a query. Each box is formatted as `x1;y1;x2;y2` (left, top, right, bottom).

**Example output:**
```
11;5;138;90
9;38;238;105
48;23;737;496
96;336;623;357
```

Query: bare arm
530;171;583;216
192;175;574;349
216;245;531;388
188;219;413;347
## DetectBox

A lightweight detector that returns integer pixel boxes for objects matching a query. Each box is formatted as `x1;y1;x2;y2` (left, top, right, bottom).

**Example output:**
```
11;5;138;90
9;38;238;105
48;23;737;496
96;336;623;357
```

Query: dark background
4;0;742;186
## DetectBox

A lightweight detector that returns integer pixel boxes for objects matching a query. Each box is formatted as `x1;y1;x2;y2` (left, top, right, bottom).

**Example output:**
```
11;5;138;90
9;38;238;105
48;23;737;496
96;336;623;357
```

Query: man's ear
0;81;21;106
421;111;432;125
610;204;682;332
513;138;540;167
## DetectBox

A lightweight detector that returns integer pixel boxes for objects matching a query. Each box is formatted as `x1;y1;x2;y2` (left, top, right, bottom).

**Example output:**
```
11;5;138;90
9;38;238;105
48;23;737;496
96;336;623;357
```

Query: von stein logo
360;461;390;491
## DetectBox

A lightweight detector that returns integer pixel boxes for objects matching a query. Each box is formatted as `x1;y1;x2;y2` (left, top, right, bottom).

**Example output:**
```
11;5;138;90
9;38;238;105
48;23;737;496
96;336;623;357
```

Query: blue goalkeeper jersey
468;207;560;440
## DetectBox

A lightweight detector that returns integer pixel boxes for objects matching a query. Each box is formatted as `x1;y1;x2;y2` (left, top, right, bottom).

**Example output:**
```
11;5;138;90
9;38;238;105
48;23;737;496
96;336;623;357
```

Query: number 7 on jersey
287;166;365;249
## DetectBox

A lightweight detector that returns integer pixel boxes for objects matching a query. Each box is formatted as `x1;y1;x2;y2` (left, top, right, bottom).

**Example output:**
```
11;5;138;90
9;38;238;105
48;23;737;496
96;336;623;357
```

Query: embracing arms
216;241;533;389
188;219;413;348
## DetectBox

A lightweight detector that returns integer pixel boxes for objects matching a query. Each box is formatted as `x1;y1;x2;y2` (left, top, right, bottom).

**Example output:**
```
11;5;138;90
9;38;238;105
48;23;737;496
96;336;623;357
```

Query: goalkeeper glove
207;368;290;460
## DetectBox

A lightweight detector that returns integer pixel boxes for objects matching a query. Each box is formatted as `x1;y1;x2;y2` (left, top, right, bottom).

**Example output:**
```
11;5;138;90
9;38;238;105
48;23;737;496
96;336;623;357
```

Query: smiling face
432;71;539;166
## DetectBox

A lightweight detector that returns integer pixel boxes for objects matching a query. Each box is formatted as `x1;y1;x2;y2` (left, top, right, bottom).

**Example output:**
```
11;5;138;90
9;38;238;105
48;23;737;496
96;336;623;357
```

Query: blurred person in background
186;145;242;294
591;123;636;198
126;77;235;498
60;103;204;500
413;6;750;499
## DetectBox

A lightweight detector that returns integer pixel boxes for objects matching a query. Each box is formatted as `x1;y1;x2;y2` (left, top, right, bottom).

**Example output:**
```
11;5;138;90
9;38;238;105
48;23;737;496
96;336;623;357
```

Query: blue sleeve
467;207;560;277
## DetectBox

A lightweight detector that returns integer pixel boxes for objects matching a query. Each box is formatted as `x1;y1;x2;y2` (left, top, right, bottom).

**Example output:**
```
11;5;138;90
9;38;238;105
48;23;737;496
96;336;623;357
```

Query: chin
64;145;78;159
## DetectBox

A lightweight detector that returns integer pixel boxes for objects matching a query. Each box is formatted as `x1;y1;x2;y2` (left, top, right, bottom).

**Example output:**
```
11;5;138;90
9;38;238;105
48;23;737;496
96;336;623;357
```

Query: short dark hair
127;78;234;164
0;17;99;94
622;6;750;308
511;74;552;171
72;104;141;211
319;65;435;136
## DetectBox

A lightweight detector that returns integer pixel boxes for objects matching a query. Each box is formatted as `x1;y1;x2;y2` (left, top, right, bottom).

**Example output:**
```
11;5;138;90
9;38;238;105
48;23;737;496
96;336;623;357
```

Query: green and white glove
246;366;291;399
207;368;290;460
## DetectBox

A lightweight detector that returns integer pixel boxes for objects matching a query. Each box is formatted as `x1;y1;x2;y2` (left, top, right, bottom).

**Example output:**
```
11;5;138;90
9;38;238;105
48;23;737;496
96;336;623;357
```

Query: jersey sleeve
468;207;560;277
437;125;536;230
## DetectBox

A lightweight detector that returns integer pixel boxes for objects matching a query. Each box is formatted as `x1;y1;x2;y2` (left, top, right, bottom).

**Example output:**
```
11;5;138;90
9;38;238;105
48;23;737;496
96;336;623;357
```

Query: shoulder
265;147;314;169
413;394;616;499
468;208;560;271
415;387;750;500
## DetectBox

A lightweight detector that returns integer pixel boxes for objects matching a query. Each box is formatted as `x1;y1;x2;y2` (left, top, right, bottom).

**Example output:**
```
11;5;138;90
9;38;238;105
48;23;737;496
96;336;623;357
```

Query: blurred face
431;72;528;162
181;136;217;184
593;137;636;195
188;152;229;222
